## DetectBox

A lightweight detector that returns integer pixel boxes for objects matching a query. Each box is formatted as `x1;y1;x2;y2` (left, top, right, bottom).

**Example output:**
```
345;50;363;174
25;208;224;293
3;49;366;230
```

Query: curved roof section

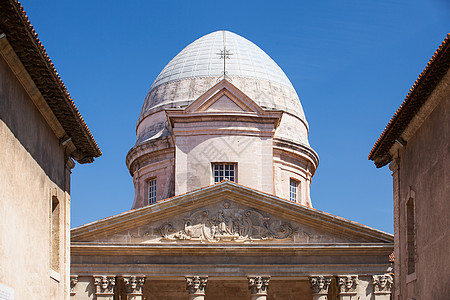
151;30;295;91
137;31;310;146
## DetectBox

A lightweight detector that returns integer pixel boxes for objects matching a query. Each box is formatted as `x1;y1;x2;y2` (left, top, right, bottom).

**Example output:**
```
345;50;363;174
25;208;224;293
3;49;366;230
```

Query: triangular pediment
72;182;393;246
164;80;283;128
185;79;266;114
204;94;246;112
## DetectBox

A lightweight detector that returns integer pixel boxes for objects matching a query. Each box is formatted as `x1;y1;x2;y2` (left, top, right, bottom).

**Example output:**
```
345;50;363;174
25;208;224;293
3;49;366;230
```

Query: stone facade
0;45;69;299
370;35;450;299
70;182;394;299
0;2;100;299
72;31;394;299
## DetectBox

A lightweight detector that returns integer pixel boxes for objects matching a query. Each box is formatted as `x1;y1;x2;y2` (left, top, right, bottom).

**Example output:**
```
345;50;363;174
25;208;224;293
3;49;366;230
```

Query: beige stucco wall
0;53;70;298
174;123;275;195
395;75;450;299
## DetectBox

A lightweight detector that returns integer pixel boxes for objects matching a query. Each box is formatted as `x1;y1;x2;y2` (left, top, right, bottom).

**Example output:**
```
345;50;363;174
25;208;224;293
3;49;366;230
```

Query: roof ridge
369;33;450;166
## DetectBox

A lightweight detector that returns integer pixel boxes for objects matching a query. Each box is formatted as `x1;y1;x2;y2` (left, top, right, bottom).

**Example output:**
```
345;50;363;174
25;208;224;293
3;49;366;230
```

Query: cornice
273;138;319;172
71;243;393;256
126;135;175;176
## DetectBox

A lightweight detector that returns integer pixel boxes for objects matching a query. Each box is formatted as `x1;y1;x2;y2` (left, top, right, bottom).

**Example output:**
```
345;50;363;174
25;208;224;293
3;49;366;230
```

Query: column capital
123;275;146;295
372;274;393;294
94;275;116;295
185;276;208;295
337;275;358;294
70;275;78;296
309;275;331;295
248;276;270;295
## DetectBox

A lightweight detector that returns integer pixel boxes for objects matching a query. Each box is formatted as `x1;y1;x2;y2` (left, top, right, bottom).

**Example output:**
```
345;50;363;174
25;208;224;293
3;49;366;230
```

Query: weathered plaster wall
396;79;450;299
0;53;69;298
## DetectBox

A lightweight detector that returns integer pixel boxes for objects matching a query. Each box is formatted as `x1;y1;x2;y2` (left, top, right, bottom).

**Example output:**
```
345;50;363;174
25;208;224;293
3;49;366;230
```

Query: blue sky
20;0;449;233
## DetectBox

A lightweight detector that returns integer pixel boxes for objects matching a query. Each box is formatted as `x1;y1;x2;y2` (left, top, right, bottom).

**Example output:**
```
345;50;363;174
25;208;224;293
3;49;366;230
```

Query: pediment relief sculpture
159;201;298;243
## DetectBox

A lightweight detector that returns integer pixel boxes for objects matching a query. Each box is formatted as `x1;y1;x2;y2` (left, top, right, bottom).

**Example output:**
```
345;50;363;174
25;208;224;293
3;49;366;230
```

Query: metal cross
216;31;232;80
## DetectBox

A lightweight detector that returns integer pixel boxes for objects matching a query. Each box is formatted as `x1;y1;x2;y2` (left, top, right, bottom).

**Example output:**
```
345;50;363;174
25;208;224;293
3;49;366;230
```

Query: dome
128;30;319;209
152;31;294;91
136;30;310;147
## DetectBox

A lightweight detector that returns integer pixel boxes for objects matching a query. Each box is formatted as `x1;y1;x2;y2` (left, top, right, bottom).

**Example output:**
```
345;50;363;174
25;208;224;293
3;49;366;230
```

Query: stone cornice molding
71;182;393;243
123;275;146;295
248;276;270;295
71;243;394;256
72;263;391;277
126;135;175;176
185;276;208;295
337;275;358;294
94;275;116;295
309;275;331;295
273;138;319;172
372;274;393;294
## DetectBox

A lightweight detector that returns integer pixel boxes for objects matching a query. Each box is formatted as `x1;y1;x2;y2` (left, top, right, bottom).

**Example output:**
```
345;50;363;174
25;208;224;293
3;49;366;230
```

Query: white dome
151;30;294;90
137;31;311;147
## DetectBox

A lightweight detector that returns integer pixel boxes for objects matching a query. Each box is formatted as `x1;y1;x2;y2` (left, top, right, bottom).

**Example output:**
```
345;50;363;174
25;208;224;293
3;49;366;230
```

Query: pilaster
94;276;116;300
123;276;146;300
337;275;358;300
372;274;393;300
248;276;270;300
186;276;208;300
309;276;331;300
389;156;401;299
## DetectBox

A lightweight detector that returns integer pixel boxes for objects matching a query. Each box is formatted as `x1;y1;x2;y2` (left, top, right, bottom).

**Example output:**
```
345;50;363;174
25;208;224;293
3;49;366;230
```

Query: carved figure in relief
372;274;393;293
159;201;296;242
309;276;331;295
337;275;358;293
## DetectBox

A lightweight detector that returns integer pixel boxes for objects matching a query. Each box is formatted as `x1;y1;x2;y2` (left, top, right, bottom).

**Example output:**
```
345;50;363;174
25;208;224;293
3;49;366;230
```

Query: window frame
147;178;157;205
212;162;237;183
406;194;416;276
289;178;300;202
50;194;60;272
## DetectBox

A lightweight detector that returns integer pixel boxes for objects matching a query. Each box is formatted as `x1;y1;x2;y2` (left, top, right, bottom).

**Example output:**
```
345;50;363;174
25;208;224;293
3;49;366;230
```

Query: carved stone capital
94;276;116;294
309;276;331;295
70;275;78;295
123;276;146;294
372;274;393;294
248;276;270;295
186;276;208;295
337;275;358;294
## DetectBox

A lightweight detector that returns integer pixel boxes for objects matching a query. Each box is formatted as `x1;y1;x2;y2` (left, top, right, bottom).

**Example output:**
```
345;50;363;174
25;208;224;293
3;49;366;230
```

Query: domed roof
151;30;294;91
136;31;311;147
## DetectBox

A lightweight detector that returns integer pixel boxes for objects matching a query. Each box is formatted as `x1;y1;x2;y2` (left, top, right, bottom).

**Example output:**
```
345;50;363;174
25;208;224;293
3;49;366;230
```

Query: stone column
309;276;331;300
186;276;208;300
94;276;116;300
337;275;358;300
372;274;393;300
70;275;78;298
124;275;146;300
248;276;270;300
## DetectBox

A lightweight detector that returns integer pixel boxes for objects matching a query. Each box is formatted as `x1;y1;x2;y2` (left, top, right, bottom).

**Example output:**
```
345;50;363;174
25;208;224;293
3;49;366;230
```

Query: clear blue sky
20;0;449;233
